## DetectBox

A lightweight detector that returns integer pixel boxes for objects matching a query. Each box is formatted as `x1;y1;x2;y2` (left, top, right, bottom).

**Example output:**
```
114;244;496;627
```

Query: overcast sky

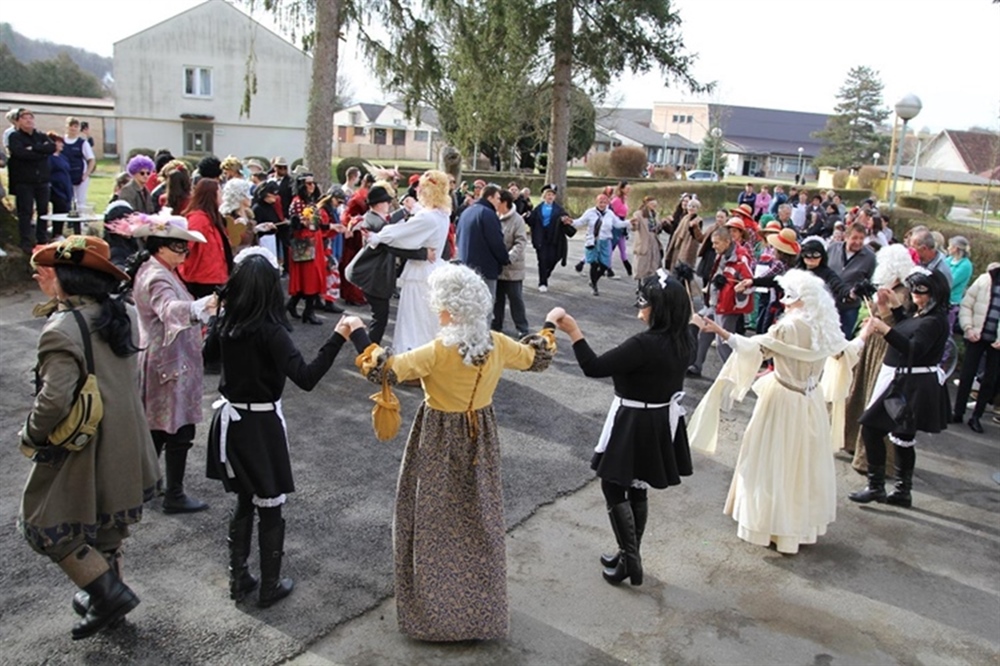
5;0;999;133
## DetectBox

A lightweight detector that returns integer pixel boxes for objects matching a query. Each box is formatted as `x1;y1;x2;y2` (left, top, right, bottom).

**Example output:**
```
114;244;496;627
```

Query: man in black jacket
7;109;55;251
455;184;510;300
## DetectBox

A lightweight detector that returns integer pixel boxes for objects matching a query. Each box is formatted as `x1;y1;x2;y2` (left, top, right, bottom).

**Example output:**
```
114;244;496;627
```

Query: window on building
349;111;360;125
373;128;387;145
183;121;214;154
392;129;406;146
413;130;429;142
353;126;365;136
686;115;693;123
102;118;117;157
672;114;679;123
183;67;212;97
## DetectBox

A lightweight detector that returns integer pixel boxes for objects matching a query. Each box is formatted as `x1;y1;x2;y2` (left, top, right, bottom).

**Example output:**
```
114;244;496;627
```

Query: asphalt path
1;237;998;665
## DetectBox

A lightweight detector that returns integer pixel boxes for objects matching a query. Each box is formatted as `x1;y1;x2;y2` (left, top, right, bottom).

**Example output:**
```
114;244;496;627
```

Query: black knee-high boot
301;296;322;325
59;545;139;640
601;497;648;568
229;511;259;601
286;294;302;319
257;517;293;607
72;547;123;618
602;502;643;586
850;426;887;504
163;446;209;514
886;444;915;507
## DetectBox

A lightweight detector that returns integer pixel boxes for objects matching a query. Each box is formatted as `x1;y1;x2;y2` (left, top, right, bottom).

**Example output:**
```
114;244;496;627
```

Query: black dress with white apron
204;321;362;502
859;306;950;437
573;332;693;489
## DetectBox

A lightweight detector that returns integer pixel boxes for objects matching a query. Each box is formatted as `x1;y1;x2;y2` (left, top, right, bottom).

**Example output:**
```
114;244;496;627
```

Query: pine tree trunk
546;0;573;198
304;0;341;191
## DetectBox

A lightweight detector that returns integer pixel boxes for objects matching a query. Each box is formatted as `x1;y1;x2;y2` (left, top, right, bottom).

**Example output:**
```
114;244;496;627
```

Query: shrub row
889;208;999;274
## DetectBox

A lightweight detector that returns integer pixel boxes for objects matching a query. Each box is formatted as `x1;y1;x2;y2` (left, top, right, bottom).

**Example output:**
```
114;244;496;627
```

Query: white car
685;170;720;182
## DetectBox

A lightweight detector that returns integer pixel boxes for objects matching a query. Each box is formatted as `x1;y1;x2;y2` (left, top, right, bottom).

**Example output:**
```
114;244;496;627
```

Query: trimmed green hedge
898;195;940;217
936;194;955;218
889;208;1000;274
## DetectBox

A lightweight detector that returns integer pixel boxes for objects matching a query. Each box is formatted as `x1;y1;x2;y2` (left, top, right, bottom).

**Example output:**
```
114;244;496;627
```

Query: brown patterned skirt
845;331;895;472
394;403;509;641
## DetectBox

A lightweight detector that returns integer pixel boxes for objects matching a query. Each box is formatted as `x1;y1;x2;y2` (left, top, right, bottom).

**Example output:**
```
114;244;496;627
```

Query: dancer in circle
205;247;368;608
353;263;556;641
550;269;694;584
690;269;866;554
20;236;160;639
849;267;951;508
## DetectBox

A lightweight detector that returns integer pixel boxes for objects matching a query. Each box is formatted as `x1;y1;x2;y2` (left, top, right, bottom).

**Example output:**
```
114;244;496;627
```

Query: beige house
332;103;442;162
919;129;1000;180
113;0;312;163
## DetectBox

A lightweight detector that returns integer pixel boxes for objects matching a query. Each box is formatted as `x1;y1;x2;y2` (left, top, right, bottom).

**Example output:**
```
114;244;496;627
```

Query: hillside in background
0;22;112;81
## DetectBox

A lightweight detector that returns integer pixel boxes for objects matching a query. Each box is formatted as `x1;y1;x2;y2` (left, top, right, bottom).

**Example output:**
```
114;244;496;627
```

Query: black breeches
601;479;648;506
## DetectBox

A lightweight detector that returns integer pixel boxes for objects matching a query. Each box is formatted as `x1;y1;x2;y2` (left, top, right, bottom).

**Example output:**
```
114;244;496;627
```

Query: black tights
861;425;915;472
589;262;607;287
235;492;283;531
601;480;647;506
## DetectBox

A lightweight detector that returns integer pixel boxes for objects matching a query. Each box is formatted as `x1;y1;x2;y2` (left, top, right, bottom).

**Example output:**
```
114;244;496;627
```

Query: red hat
725;217;746;232
729;204;759;233
408;173;421;186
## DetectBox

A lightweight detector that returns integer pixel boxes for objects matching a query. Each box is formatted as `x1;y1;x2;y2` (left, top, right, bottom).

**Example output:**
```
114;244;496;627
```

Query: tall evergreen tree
813;66;890;169
696;128;725;176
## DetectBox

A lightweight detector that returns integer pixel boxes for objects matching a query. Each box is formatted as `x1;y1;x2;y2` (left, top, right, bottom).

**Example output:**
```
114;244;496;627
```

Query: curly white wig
776;268;847;354
220;178;252;215
872;243;915;287
427;263;494;365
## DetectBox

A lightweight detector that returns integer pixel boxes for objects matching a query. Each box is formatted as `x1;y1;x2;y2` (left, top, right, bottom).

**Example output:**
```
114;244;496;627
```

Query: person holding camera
827;222;876;338
687;225;753;378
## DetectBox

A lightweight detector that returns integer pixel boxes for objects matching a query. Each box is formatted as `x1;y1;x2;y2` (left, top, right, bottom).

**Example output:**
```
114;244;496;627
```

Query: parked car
684;170;720;182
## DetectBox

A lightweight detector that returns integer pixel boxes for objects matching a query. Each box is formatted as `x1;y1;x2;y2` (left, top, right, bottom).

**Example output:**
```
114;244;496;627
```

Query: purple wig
127;154;155;176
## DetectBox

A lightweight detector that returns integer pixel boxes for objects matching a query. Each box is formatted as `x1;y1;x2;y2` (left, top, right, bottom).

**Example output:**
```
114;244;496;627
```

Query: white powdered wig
872;243;916;287
220;178;252;215
234;245;280;271
428;263;494;365
776;268;847;353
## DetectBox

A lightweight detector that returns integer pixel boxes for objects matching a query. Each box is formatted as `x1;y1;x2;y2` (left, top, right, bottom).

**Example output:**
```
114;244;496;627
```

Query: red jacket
179;209;230;286
713;244;754;315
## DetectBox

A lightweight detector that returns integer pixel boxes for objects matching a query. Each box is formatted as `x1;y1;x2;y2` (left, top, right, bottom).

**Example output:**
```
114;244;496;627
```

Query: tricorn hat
31;236;129;281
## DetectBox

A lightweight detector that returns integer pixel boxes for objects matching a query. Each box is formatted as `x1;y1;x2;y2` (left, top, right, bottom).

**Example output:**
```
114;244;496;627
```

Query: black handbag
344;243;392;296
882;347;915;433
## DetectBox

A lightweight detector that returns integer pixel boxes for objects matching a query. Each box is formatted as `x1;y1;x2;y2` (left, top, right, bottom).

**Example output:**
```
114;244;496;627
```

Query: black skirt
591;406;693;489
206;407;295;498
859;372;950;437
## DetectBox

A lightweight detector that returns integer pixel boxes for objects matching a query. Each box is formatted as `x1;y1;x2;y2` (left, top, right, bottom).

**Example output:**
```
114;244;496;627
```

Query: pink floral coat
133;257;204;434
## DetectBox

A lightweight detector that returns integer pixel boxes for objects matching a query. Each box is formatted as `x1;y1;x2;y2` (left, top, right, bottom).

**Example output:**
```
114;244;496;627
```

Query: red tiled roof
946;130;1000;176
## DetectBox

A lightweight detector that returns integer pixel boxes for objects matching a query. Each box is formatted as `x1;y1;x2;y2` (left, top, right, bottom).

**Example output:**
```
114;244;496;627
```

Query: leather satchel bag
21;309;104;459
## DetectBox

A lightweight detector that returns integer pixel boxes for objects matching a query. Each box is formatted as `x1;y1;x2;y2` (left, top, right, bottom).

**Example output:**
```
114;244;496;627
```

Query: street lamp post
710;127;723;175
873;152;880;166
797;146;804;183
889;94;922;209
